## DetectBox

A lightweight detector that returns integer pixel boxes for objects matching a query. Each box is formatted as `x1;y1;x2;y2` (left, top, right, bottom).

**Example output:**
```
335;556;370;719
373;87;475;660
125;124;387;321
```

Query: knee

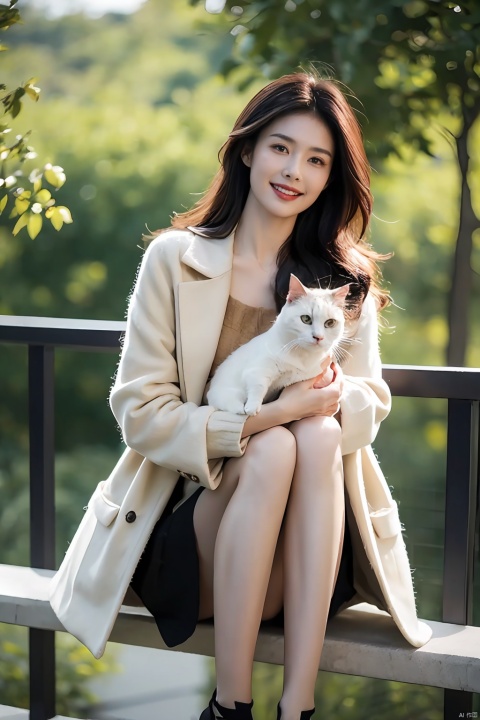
290;415;342;452
241;426;296;490
247;425;296;464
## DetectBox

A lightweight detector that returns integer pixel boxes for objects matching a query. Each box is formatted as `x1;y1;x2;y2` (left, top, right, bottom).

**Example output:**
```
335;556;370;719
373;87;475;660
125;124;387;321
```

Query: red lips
270;183;304;201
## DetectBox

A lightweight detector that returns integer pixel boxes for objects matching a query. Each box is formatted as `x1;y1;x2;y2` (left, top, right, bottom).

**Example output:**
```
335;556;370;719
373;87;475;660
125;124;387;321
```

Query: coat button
125;511;136;523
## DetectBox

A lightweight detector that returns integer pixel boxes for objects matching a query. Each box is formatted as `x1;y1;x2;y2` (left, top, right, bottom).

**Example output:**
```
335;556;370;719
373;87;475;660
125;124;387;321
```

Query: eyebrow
268;133;333;158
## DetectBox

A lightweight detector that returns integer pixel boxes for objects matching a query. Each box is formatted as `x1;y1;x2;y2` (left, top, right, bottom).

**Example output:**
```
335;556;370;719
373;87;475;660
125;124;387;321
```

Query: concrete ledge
0;707;73;720
0;707;28;720
1;564;480;692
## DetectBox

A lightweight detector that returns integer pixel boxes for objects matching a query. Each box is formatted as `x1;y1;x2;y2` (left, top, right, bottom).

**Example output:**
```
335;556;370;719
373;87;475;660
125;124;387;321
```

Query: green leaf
46;205;72;230
12;213;28;236
50;215;63;231
35;188;51;205
44;164;66;189
0;193;7;214
27;212;42;239
45;205;62;231
56;206;73;224
14;196;30;214
7;86;25;119
11;98;21;118
24;78;41;102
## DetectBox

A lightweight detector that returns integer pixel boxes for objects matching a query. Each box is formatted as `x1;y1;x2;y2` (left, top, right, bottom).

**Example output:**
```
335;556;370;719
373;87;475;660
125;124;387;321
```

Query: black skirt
130;477;356;648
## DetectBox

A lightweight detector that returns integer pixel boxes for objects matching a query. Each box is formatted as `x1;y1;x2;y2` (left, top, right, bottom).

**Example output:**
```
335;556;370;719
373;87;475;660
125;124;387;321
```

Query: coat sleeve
109;236;248;490
339;293;391;455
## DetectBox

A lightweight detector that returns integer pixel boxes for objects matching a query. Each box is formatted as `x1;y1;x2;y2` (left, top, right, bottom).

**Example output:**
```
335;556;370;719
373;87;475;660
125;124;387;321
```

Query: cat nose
313;335;324;343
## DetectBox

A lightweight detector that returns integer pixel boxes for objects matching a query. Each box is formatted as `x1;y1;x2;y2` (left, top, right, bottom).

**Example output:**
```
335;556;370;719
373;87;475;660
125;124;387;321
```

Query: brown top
209;296;277;379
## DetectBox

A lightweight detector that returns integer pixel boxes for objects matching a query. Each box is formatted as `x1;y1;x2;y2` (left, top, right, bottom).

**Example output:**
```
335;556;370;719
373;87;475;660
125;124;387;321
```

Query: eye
324;318;337;328
310;157;326;166
272;143;288;153
300;315;312;324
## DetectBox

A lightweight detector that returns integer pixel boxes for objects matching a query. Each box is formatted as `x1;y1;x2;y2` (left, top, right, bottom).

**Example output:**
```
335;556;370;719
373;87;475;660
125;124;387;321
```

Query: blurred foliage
0;0;476;459
0;442;121;567
0;623;120;717
0;2;262;452
0;0;72;238
192;0;480;159
0;442;122;715
192;0;480;364
0;1;478;715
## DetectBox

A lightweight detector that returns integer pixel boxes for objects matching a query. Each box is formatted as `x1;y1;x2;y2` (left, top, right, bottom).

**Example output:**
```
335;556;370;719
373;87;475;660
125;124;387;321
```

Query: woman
49;71;432;720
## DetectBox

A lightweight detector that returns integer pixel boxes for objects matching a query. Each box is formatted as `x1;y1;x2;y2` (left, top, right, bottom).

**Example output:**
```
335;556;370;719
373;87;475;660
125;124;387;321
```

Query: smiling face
241;111;335;222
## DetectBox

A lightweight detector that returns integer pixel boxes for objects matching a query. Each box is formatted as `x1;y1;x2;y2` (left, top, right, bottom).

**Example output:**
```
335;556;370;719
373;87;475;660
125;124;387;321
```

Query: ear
331;283;351;307
241;147;252;168
286;274;308;303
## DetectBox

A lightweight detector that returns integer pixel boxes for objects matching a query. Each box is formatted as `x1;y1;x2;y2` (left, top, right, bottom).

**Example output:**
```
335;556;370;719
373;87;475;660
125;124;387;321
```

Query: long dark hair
165;70;390;315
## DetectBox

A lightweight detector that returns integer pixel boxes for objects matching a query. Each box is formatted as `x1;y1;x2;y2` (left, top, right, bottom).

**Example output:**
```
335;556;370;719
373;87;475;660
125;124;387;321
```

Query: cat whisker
333;345;352;364
333;335;361;364
339;334;361;346
279;338;301;355
338;338;361;354
266;337;299;359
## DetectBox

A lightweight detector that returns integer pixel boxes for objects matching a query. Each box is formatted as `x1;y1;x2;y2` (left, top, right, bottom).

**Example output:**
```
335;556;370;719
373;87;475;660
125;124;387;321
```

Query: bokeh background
0;0;478;717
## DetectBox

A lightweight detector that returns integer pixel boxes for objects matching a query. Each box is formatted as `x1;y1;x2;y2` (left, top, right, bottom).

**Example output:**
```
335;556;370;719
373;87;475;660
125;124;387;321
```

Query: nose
282;158;301;181
313;335;324;343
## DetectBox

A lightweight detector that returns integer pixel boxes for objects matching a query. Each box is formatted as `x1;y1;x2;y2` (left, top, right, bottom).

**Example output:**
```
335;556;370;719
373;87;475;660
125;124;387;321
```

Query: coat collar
181;226;236;278
176;227;237;405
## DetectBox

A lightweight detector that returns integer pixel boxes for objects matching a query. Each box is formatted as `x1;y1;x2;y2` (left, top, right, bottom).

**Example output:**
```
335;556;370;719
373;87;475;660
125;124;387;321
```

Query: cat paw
226;399;248;414
244;402;261;416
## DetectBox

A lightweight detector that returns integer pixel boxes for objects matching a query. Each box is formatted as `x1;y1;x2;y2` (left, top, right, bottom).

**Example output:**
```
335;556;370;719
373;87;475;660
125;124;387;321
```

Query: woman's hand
312;356;335;388
277;362;344;422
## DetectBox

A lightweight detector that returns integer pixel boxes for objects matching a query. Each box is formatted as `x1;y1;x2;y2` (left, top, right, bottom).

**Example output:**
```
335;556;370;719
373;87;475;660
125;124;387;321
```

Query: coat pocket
370;501;401;539
92;482;121;527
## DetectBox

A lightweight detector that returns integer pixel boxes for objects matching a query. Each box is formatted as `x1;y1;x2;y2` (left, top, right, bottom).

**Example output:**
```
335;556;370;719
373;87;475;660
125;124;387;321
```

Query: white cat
207;274;350;416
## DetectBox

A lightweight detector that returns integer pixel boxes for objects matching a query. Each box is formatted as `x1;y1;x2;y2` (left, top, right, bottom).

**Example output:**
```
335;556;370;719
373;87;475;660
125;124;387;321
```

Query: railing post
443;399;479;719
28;344;56;720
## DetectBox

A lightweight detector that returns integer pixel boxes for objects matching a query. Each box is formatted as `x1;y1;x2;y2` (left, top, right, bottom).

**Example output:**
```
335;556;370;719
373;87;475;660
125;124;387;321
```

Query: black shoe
276;702;315;720
200;688;254;720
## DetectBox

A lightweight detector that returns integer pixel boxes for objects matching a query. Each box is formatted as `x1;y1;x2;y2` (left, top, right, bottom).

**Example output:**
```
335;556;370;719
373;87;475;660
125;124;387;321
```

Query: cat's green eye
324;318;337;328
300;315;312;325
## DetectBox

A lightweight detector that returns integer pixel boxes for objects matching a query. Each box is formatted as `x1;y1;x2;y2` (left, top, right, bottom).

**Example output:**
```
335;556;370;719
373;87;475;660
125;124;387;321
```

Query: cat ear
331;283;351;307
286;274;308;303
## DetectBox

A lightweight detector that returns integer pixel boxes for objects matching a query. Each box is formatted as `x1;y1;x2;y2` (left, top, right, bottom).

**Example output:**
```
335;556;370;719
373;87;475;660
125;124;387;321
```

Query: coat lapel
177;229;235;405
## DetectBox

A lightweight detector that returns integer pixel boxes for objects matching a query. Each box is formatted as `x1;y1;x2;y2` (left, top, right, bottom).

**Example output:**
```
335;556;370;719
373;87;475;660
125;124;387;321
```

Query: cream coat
49;227;432;659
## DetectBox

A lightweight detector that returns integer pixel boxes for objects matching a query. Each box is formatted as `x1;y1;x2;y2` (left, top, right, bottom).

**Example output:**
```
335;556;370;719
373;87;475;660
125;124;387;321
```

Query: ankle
212;688;254;719
277;699;315;720
216;693;252;709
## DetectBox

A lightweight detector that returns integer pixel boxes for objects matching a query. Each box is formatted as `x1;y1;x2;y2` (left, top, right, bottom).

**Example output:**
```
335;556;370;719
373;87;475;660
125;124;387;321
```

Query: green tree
191;0;480;366
0;623;119;718
0;2;477;715
0;0;72;238
0;1;261;453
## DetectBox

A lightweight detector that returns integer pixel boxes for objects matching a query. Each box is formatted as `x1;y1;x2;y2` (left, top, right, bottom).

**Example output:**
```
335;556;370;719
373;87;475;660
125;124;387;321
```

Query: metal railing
0;314;479;720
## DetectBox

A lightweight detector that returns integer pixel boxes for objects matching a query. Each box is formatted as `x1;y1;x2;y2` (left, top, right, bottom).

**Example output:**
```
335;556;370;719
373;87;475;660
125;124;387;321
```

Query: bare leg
193;425;296;708
279;415;344;719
